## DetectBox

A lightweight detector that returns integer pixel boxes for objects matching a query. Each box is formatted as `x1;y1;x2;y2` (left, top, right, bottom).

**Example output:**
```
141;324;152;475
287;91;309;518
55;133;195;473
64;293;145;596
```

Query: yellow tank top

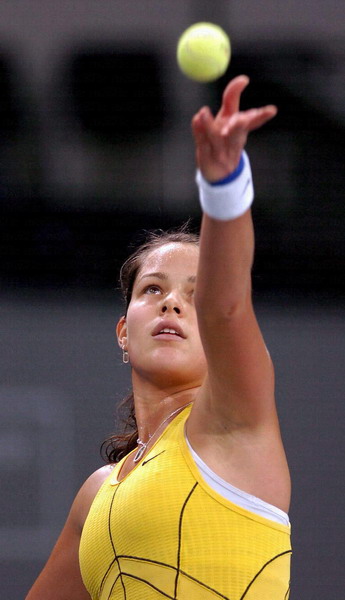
79;406;291;599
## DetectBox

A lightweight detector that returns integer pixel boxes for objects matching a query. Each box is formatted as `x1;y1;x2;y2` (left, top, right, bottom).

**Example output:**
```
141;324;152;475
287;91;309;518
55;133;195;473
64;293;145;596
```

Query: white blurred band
196;151;254;221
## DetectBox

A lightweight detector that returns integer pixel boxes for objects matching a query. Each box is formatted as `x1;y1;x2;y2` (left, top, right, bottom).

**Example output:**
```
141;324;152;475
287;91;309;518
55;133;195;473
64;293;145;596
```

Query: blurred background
0;1;344;598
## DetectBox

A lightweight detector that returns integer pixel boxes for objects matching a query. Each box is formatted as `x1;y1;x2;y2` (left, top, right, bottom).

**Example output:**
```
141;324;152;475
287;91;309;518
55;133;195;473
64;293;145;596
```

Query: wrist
209;154;245;186
196;151;254;221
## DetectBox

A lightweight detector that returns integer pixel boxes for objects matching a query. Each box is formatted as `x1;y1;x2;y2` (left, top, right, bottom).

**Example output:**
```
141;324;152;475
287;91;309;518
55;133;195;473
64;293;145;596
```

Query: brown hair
101;224;199;463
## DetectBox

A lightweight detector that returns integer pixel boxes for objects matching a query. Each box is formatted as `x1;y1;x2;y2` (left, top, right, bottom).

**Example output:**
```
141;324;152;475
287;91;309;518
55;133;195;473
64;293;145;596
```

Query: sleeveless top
79;405;292;599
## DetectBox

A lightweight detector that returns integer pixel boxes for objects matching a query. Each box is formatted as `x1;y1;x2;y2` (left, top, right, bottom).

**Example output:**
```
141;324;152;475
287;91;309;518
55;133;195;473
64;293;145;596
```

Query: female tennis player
26;75;292;600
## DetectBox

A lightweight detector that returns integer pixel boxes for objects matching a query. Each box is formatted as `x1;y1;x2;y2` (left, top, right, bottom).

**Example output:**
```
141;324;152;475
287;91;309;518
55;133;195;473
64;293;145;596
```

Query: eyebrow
139;271;196;283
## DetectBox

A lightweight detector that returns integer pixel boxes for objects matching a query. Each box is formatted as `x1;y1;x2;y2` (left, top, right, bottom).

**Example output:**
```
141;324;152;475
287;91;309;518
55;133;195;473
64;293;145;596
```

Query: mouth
152;323;185;340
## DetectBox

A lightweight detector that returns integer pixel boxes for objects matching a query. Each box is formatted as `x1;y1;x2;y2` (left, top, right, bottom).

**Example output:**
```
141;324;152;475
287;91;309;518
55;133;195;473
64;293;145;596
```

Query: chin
152;360;205;387
132;349;206;386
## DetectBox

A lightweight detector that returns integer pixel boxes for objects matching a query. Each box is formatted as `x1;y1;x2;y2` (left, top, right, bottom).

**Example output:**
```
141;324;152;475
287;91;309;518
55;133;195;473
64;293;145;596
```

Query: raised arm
188;76;290;510
192;75;277;424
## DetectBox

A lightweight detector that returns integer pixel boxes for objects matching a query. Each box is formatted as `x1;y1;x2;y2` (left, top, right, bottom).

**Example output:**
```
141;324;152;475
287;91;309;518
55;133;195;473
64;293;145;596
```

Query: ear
116;315;128;349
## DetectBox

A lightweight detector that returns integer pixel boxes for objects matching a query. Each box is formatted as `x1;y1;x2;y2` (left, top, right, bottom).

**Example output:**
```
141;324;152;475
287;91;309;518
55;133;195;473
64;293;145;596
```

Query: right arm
25;465;113;600
188;76;290;512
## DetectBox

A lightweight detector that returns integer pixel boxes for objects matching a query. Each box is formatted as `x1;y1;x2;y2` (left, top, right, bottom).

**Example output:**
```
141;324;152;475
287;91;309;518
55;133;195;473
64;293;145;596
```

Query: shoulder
24;465;115;600
71;464;115;532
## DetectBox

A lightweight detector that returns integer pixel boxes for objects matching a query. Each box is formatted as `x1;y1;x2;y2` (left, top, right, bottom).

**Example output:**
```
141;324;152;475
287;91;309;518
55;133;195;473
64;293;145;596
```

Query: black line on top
122;572;175;599
101;485;127;600
174;482;198;599
99;557;117;598
108;573;121;600
115;555;230;598
117;555;177;571
179;568;230;600
240;549;292;600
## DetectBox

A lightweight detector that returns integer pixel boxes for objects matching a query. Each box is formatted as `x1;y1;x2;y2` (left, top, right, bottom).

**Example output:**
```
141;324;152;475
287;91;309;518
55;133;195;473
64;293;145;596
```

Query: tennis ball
177;22;231;83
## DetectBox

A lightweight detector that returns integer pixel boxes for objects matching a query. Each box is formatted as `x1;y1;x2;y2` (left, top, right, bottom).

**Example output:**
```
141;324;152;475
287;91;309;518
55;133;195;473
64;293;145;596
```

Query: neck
131;375;201;442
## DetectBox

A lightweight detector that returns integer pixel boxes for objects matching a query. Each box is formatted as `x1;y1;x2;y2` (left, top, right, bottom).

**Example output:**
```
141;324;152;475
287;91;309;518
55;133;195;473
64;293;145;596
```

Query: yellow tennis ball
177;22;231;83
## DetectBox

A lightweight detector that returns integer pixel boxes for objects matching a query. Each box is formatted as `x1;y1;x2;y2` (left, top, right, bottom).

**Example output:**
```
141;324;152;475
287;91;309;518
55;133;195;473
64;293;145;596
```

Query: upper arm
190;214;290;510
25;465;113;600
191;75;280;432
25;514;89;600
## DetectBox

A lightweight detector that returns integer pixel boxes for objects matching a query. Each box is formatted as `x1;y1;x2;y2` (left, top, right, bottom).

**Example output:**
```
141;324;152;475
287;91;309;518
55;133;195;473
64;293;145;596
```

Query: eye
143;284;161;295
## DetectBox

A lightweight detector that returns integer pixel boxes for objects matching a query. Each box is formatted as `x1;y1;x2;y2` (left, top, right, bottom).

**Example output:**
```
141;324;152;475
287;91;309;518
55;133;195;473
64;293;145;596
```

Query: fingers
221;105;278;136
191;78;278;181
192;106;213;131
191;106;213;144
245;105;278;131
218;75;250;119
192;102;277;149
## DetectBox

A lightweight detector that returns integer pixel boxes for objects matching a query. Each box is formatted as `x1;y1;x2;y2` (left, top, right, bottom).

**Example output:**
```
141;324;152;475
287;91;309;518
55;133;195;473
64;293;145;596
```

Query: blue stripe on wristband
210;153;245;186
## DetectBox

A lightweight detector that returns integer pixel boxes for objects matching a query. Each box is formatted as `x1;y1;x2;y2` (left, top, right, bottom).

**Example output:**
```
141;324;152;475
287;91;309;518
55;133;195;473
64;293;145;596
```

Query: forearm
196;209;254;319
195;150;255;317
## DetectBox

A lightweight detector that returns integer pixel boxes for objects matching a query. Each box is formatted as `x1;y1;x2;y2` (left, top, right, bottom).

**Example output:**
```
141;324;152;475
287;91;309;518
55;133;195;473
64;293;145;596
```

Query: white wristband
196;151;254;221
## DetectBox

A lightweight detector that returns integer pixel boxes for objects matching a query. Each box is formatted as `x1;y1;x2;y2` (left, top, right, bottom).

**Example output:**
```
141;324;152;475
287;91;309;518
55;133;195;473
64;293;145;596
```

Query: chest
79;432;292;600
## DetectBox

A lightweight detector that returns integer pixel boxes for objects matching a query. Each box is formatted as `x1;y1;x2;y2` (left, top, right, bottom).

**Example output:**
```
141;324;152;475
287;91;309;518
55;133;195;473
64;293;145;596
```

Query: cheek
125;314;141;344
125;302;150;343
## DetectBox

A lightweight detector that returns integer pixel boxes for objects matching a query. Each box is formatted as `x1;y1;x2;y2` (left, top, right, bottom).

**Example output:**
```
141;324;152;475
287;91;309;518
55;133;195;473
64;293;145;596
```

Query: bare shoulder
25;465;115;600
72;464;115;532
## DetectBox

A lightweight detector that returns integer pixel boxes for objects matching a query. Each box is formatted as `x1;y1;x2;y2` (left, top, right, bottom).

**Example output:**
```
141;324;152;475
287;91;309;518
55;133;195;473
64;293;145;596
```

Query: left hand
191;75;277;182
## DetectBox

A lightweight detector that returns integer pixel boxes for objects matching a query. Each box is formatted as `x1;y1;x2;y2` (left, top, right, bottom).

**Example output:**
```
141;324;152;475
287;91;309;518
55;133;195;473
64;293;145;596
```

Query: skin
116;242;207;452
26;75;290;600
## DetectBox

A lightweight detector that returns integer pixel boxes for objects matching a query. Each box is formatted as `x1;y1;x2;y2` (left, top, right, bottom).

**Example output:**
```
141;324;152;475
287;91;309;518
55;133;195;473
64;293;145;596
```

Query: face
117;242;207;389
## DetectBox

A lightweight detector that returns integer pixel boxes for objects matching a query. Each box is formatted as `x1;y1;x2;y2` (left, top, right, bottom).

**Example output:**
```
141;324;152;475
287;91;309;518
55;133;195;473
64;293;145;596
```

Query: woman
26;75;292;600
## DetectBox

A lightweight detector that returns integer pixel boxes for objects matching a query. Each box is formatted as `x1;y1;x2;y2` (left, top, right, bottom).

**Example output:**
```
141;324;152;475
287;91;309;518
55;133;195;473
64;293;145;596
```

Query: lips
152;321;185;339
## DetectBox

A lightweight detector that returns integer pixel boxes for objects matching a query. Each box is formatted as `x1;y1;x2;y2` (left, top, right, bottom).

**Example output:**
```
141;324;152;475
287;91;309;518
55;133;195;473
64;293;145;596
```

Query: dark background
0;2;344;599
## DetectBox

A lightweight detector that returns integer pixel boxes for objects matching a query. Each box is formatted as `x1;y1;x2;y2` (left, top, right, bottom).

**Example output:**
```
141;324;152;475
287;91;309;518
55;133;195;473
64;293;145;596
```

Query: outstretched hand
192;75;277;182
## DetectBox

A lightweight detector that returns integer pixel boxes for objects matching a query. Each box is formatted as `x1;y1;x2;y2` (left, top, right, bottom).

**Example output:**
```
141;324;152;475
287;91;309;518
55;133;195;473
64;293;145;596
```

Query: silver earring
122;348;129;364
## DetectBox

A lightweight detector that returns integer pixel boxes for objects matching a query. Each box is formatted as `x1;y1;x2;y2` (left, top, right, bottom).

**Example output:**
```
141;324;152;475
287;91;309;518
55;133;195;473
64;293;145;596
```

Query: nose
160;292;182;315
161;304;181;315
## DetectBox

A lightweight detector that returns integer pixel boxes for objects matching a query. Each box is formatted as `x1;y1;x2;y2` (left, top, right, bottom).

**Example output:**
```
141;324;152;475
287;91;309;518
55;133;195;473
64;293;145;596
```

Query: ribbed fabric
79;406;291;599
